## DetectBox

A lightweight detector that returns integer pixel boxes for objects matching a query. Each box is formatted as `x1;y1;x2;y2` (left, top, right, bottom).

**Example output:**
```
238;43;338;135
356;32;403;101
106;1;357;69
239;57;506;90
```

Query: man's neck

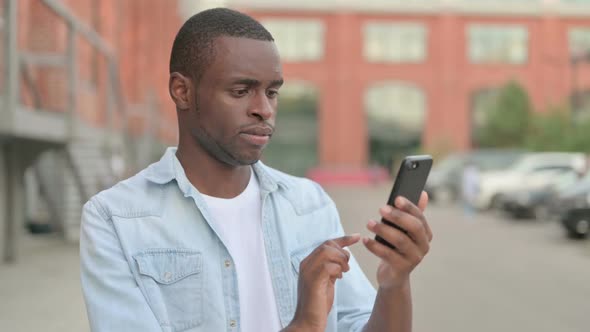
176;145;251;199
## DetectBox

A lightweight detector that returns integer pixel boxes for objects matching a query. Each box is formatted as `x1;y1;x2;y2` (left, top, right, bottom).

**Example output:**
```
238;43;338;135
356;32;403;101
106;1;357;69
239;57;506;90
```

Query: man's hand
284;234;361;332
363;191;432;290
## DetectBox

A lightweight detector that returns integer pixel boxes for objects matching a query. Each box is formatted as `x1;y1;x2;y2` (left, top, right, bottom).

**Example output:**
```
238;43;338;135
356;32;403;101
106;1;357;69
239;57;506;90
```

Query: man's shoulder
87;167;166;219
259;163;325;193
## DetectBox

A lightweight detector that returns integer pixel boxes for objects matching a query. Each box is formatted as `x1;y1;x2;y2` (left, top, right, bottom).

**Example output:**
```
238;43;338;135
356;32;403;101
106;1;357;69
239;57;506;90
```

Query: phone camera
410;162;419;170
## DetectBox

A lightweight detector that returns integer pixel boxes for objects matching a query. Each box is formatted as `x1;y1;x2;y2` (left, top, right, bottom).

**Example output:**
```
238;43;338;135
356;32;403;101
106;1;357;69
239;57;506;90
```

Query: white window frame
262;19;325;62
468;24;529;64
363;21;427;63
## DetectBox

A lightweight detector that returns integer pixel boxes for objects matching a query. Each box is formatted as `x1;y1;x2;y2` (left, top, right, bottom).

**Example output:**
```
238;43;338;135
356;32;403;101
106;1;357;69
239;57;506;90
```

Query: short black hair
169;8;274;81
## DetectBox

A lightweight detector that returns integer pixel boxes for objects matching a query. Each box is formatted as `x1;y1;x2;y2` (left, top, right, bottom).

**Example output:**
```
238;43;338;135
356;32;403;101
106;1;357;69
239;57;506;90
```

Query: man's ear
169;72;193;111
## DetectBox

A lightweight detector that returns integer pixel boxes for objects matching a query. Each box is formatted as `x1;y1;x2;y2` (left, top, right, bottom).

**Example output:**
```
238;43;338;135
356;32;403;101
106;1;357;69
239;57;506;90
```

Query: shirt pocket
133;249;204;332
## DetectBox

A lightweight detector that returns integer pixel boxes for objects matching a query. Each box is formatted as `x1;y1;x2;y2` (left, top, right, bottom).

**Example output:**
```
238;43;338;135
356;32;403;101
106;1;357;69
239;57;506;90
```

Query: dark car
501;169;579;219
561;209;590;239
426;149;524;203
502;188;557;219
553;174;590;214
553;174;590;238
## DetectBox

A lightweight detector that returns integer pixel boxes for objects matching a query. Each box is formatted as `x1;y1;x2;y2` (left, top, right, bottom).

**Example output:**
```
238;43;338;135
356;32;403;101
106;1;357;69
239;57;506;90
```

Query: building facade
193;0;590;179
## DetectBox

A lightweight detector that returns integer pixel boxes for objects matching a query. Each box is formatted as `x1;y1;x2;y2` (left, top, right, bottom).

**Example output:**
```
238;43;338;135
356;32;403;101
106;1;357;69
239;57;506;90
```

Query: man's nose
248;92;274;120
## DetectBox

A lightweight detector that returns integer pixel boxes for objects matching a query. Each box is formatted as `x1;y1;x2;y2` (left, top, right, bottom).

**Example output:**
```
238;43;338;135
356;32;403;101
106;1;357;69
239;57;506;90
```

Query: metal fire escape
0;0;164;263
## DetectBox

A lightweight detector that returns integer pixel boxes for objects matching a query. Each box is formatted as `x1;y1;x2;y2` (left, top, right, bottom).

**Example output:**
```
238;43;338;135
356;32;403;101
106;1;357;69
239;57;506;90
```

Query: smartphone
376;155;433;250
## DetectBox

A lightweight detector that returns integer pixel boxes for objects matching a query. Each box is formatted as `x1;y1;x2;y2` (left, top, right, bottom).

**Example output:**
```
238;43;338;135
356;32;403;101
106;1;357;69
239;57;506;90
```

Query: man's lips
241;126;273;136
240;133;270;146
239;126;273;146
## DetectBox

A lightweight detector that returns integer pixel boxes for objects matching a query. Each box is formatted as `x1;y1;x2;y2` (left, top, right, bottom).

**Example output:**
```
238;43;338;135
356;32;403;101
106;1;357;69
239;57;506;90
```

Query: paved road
1;183;589;331
328;183;590;332
0;233;88;332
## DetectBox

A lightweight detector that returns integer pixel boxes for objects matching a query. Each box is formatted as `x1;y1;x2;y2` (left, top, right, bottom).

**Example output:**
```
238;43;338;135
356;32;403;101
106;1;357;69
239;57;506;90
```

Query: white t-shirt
201;170;282;332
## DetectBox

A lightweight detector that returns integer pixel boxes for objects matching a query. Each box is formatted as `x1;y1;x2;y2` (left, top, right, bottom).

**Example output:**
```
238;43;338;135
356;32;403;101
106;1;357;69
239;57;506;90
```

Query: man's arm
80;200;161;332
362;193;433;332
363;282;412;332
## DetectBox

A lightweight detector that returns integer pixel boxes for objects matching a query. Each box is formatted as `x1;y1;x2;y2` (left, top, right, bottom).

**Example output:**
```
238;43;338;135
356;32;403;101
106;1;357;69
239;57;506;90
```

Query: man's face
190;36;283;166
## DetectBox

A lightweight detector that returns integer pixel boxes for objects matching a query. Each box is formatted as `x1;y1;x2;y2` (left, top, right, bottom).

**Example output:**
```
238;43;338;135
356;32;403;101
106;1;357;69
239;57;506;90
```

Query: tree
477;80;532;148
524;104;590;153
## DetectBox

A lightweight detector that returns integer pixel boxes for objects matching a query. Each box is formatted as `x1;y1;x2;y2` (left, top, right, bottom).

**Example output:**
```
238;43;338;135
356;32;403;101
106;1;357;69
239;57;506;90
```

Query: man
80;8;433;332
461;160;480;217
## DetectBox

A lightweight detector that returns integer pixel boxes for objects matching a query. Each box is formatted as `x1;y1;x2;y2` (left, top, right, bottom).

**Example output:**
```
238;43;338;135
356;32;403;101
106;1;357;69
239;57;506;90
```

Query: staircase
0;0;166;261
25;125;124;241
62;128;125;241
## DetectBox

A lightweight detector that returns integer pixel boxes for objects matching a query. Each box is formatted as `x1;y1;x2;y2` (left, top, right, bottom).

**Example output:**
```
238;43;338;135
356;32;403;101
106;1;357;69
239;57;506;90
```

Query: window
262;19;324;62
262;81;319;176
365;83;425;135
569;27;590;57
364;22;427;63
365;83;426;167
468;24;528;64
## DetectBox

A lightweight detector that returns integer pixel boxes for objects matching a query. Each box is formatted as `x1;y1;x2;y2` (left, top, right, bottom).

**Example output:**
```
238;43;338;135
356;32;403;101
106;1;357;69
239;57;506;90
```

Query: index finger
330;234;361;248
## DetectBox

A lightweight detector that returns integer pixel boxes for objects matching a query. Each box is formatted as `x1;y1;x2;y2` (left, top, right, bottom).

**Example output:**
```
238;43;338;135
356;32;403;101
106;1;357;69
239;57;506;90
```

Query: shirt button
163;271;172;281
224;260;232;268
229;319;237;328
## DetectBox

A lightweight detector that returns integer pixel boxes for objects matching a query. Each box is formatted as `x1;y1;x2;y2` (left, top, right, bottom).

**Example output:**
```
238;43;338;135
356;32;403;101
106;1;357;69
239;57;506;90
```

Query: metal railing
2;0;127;142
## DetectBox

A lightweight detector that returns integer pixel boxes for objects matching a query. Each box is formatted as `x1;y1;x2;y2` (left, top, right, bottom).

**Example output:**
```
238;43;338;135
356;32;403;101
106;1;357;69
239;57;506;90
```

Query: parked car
426;149;524;203
475;152;587;210
501;169;580;219
561;208;590;239
549;173;590;238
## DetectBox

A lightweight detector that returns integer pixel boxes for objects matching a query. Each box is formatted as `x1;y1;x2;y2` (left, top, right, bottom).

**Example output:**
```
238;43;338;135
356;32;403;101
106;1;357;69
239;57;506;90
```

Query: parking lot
1;183;589;332
330;183;590;332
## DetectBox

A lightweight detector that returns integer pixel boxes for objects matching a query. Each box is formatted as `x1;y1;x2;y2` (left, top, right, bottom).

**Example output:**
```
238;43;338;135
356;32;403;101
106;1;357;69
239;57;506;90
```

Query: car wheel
574;219;589;238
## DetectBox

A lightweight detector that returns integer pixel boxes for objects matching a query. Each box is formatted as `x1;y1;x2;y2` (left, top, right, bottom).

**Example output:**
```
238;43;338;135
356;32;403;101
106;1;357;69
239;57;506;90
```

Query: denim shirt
80;147;377;332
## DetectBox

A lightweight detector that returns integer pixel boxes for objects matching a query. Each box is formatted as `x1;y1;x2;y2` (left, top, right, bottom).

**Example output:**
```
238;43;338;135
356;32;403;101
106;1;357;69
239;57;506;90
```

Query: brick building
190;0;590;180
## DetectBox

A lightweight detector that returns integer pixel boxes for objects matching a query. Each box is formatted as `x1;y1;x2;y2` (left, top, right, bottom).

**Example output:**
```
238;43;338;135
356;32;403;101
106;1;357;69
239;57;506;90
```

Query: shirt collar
143;147;177;185
144;147;290;194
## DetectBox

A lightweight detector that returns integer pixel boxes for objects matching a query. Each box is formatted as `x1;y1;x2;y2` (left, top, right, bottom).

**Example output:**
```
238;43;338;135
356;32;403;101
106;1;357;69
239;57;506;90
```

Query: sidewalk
0;232;89;332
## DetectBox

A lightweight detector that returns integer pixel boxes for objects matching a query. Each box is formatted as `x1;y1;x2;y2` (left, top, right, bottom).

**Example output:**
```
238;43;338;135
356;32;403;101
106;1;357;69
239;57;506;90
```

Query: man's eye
233;89;249;97
267;90;279;98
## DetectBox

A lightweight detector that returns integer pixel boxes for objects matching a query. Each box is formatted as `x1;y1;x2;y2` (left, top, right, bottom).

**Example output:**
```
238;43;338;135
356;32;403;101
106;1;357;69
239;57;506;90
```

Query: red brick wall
13;0;181;143
115;0;181;141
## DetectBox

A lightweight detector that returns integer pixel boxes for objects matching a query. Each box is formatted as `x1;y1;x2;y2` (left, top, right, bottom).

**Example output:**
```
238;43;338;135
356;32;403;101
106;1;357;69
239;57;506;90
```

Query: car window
434;154;465;173
529;166;572;173
468;151;525;171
